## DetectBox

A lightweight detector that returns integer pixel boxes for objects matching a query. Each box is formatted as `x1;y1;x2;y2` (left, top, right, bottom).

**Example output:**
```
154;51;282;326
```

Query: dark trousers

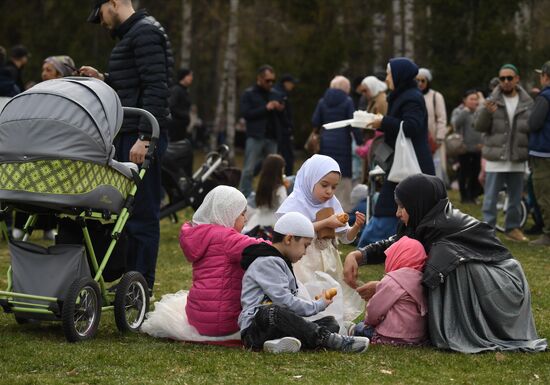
241;305;339;351
458;152;482;202
278;135;294;176
115;132;168;290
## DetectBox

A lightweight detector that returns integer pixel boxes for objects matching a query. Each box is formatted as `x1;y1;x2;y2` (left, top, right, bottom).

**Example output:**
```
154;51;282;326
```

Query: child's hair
255;154;286;209
272;231;302;243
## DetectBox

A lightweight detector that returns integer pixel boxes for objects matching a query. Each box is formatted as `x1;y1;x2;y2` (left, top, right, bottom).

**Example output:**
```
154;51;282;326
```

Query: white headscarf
276;154;347;231
417;67;433;82
361;76;388;97
192;185;247;228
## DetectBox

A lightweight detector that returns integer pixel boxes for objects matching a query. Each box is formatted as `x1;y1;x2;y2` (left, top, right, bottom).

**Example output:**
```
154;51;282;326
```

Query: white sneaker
12;228;24;240
263;337;301;353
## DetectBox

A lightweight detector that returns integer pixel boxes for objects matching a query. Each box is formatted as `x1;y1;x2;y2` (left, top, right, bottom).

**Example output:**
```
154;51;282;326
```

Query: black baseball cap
534;61;550;76
87;0;109;24
280;74;299;84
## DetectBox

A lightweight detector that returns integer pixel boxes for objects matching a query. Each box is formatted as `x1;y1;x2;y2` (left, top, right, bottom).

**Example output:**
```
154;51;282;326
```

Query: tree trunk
372;12;386;73
225;0;239;160
403;0;414;60
392;0;403;57
180;0;192;68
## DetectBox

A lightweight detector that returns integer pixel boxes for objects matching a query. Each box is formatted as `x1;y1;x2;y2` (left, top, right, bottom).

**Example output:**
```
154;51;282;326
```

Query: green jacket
474;85;533;162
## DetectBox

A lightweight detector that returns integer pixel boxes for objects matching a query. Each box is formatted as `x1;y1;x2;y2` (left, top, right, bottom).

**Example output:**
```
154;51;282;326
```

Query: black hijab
395;174;447;231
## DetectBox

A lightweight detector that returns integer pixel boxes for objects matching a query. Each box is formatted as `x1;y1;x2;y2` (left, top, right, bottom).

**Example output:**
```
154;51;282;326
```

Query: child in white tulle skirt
276;155;366;326
141;186;265;341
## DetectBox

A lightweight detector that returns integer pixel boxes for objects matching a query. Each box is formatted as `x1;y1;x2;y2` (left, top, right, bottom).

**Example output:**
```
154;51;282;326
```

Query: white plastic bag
387;122;422;183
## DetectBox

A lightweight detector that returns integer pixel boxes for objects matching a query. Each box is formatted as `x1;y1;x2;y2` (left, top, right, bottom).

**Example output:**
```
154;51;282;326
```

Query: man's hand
79;66;105;81
484;100;497;114
130;139;150;164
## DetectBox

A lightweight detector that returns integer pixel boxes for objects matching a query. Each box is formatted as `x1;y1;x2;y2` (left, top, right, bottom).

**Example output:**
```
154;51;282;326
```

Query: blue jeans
482;171;524;231
115;132;168;290
239;137;277;197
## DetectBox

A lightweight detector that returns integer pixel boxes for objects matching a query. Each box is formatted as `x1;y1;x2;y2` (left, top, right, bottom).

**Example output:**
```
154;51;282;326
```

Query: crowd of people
1;0;549;355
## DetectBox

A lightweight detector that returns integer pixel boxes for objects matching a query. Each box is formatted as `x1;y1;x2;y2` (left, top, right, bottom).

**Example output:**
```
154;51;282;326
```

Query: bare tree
392;0;403;56
180;0;192;68
225;0;239;159
404;0;415;59
372;12;386;73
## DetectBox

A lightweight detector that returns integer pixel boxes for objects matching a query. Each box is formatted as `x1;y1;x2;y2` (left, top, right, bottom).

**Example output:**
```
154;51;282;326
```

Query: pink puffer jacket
180;222;264;336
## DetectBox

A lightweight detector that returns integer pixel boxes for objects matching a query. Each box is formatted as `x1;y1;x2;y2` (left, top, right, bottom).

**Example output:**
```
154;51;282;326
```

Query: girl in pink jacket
354;236;428;345
141;186;264;341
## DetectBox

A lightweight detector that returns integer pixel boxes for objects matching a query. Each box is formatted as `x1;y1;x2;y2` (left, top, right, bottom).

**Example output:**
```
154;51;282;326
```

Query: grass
1;188;549;384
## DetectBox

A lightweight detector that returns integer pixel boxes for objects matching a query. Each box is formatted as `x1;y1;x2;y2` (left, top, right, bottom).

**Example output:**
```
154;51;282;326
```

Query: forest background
1;0;549;152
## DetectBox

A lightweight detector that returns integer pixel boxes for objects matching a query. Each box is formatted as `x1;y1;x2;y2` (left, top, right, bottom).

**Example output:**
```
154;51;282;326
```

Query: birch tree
225;0;239;160
180;0;192;68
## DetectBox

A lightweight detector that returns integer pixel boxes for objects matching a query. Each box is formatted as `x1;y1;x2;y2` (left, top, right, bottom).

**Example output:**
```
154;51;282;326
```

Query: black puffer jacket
107;9;174;136
360;199;512;289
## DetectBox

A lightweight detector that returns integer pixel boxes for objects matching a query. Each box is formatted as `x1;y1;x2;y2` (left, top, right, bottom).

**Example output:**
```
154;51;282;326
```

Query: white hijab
361;76;387;97
276;154;347;231
192;185;247;228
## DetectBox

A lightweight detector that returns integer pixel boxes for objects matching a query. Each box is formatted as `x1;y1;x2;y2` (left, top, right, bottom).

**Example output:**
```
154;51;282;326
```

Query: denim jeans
115;131;168;290
239;137;277;197
482;171;524;231
241;305;340;351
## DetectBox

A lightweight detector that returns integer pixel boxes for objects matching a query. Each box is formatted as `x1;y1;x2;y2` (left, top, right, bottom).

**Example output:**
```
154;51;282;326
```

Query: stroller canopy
0;77;123;165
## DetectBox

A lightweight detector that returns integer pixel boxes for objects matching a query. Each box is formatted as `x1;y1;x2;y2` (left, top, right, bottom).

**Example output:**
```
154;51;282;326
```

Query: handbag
445;132;466;157
304;129;320;155
387;122;422;183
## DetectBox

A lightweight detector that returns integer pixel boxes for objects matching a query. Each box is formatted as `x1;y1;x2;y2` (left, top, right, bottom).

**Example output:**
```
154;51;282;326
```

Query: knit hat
417;68;432;82
44;56;76;77
274;212;315;238
500;63;519;75
534;61;550;76
350;184;368;208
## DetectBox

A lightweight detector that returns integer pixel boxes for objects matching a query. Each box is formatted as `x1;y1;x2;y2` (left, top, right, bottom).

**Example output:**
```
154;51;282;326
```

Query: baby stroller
160;142;240;222
0;77;157;342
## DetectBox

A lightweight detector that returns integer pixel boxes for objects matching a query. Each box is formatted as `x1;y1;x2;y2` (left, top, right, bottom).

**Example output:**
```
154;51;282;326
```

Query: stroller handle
122;107;160;140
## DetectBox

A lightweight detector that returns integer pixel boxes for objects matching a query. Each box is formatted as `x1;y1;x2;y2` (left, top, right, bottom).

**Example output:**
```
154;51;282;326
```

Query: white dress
243;185;287;233
293;233;364;327
141;291;241;342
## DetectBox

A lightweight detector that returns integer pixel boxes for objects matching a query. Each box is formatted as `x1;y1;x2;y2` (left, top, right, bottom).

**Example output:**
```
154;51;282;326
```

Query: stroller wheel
114;271;150;333
62;277;101;342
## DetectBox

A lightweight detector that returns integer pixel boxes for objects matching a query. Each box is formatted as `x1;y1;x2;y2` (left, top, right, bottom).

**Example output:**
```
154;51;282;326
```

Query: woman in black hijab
344;174;547;353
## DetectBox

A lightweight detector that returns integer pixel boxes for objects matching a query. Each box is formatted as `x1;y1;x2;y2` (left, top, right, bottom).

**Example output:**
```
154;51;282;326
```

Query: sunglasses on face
263;78;275;84
416;78;427;84
499;76;515;82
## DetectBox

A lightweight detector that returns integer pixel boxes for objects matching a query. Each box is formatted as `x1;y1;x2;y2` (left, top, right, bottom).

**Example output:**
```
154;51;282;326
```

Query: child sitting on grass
141;186;265;341
239;212;370;353
353;236;428;346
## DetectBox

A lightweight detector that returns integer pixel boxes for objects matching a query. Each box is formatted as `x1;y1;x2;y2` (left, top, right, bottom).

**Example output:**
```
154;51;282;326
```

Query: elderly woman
361;75;388;115
344;174;547;353
312;75;362;211
359;57;435;247
41;55;76;81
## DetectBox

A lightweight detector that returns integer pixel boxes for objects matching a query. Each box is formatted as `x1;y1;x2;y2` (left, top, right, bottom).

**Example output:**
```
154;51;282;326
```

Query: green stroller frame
0;77;159;342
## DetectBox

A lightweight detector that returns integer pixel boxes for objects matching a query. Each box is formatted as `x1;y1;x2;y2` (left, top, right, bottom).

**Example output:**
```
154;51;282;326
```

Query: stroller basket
9;241;90;315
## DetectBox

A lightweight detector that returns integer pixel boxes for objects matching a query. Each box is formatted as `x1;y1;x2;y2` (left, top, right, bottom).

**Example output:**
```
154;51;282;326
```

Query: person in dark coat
238;65;284;198
168;68;193;142
358;57;435;247
80;0;174;293
273;74;298;176
312;75;362;212
344;174;547;353
5;45;29;92
0;46;20;98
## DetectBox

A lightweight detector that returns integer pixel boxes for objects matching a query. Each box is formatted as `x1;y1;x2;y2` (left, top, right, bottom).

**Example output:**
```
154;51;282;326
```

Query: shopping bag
387;122;422;183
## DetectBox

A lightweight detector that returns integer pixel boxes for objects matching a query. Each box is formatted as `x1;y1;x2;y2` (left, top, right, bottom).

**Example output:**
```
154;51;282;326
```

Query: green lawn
0;193;549;385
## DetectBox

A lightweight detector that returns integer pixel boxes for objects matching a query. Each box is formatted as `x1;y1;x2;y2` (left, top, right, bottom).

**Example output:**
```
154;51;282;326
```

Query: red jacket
180;222;263;336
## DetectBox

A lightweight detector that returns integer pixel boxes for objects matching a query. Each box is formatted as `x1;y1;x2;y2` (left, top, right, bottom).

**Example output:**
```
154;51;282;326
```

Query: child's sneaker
325;333;369;353
263;337;301;353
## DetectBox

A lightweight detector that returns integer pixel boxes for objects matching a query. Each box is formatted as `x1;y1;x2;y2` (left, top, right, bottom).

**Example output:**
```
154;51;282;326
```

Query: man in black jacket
80;0;174;294
168;68;193;142
238;65;284;197
274;74;298;176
